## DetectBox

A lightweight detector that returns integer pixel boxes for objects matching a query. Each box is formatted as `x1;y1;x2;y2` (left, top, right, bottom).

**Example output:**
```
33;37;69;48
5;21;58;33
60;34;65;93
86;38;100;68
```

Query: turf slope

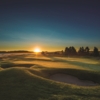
0;67;100;100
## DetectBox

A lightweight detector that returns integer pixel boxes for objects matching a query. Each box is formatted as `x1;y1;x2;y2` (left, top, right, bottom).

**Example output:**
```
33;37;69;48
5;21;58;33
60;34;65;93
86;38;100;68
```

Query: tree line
65;46;100;57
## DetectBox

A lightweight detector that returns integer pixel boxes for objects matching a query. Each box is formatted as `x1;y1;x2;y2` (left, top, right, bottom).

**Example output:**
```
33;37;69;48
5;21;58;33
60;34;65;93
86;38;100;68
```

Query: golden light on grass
34;47;41;53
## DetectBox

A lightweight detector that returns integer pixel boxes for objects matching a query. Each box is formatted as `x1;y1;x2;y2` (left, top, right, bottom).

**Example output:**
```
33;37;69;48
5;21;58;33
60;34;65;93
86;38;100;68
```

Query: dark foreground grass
0;67;100;100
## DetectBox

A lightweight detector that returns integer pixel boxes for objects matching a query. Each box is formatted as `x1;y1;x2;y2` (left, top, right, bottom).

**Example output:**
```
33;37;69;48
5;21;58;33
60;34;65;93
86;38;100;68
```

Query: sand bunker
50;74;98;86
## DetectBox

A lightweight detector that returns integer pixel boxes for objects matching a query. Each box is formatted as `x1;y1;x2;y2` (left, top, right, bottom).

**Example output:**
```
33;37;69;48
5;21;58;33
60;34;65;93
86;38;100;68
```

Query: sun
34;47;41;53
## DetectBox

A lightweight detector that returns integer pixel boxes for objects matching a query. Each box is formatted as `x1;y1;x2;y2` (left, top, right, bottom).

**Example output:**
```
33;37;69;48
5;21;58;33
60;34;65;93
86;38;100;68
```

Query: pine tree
93;47;99;56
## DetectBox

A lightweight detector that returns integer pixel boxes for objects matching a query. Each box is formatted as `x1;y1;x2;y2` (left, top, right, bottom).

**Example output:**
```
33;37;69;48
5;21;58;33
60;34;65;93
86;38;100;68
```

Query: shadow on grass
0;62;35;68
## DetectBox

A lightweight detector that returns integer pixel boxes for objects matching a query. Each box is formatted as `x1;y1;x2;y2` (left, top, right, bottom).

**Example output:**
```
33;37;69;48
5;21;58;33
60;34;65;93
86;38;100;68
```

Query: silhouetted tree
65;46;77;56
78;47;85;56
85;46;90;55
65;47;69;56
69;46;77;55
69;47;72;55
71;46;77;55
93;47;99;56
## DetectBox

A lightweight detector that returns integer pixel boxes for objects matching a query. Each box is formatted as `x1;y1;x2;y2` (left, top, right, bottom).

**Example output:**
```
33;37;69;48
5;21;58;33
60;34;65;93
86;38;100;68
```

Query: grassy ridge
0;67;100;100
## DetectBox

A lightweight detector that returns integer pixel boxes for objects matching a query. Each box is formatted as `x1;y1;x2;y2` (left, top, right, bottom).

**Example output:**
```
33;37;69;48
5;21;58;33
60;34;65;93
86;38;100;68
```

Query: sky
0;0;100;51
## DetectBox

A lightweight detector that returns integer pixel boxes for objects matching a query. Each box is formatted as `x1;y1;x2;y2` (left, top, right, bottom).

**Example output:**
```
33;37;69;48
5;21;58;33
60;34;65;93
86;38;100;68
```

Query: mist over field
0;53;100;100
0;53;100;70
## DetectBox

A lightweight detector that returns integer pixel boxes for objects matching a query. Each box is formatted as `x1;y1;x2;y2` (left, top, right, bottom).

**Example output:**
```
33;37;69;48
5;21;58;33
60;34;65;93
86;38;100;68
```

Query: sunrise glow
34;47;41;53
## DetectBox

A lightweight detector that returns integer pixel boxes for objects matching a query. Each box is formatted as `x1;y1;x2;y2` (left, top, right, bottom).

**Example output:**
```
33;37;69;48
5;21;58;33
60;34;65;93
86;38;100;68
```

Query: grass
0;67;100;100
0;53;100;100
